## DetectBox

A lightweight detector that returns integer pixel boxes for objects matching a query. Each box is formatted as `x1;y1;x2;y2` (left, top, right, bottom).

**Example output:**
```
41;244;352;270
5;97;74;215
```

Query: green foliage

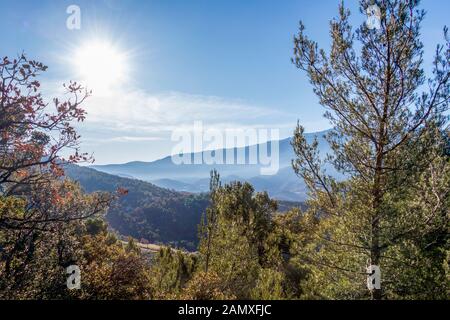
76;230;153;300
0;179;111;299
251;269;285;300
150;247;198;299
180;271;235;300
194;176;291;299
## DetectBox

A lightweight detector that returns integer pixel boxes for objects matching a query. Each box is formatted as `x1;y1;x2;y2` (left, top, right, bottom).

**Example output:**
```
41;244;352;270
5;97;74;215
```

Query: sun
73;40;128;93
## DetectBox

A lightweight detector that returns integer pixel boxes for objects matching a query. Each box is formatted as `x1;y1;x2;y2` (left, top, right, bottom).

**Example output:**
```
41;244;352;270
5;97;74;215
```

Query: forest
0;0;449;300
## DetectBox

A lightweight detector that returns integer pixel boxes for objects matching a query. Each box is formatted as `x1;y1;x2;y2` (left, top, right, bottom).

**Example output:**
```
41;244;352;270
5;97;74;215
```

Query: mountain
90;130;336;201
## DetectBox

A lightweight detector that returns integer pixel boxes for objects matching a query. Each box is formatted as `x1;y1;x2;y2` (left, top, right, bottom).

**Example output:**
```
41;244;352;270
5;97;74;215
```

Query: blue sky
1;0;449;164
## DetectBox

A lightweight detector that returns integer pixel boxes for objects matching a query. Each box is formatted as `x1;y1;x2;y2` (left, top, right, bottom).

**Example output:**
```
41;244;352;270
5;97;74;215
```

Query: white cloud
81;88;293;133
82;136;164;143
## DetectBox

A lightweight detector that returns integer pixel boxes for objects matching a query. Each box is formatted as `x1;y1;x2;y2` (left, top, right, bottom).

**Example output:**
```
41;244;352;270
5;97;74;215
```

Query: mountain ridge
89;130;335;201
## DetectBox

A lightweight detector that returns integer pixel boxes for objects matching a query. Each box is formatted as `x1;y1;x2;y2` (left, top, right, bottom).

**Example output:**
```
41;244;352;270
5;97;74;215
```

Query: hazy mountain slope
90;130;334;201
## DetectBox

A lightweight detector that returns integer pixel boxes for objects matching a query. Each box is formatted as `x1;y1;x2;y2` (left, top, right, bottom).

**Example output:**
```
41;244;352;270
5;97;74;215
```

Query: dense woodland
0;0;449;300
64;164;210;251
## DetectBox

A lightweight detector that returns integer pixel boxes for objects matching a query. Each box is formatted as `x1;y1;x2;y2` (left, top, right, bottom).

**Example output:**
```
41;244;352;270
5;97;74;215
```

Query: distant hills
90;130;335;201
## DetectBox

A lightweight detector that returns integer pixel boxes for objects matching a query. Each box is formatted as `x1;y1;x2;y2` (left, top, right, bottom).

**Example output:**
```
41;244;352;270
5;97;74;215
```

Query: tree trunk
371;209;382;300
371;149;384;300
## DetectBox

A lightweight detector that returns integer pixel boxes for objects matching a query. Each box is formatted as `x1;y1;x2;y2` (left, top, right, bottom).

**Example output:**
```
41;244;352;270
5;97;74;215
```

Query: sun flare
73;40;128;92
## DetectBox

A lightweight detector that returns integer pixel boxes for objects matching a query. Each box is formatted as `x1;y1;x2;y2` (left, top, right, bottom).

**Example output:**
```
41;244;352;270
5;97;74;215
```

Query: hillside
64;164;209;251
63;164;304;251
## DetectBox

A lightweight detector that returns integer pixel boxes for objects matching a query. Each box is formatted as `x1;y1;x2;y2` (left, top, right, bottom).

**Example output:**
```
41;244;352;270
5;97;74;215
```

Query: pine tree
197;177;281;299
199;170;221;274
291;0;449;299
